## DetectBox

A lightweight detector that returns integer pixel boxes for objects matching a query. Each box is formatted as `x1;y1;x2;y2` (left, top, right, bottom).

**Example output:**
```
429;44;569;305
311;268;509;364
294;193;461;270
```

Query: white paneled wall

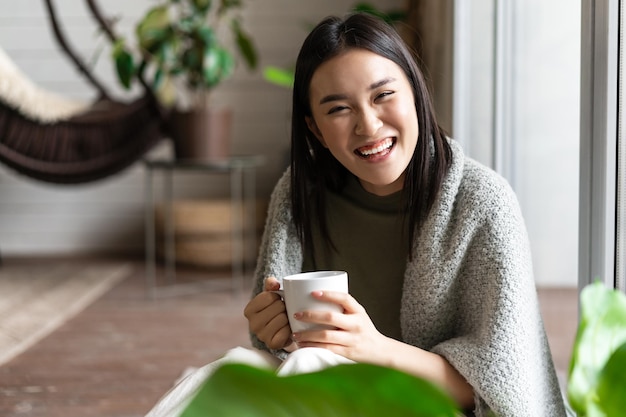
0;0;403;255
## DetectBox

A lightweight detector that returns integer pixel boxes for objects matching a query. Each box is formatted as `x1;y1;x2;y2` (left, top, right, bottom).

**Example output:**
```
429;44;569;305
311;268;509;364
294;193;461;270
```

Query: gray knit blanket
251;139;567;417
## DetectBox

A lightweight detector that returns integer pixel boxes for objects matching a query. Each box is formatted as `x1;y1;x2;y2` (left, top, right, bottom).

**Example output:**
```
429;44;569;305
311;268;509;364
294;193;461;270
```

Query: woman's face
306;49;419;196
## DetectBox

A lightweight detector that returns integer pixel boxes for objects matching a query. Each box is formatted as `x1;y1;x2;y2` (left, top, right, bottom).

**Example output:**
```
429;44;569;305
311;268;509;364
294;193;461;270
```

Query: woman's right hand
243;276;293;350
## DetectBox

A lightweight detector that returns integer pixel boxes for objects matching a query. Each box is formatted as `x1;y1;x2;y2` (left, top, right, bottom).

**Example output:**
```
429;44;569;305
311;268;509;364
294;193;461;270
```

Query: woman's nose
354;108;383;136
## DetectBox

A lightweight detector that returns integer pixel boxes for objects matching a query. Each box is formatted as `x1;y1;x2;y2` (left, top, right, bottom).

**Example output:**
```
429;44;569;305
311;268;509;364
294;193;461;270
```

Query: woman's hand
243;277;293;350
290;290;390;364
291;291;475;408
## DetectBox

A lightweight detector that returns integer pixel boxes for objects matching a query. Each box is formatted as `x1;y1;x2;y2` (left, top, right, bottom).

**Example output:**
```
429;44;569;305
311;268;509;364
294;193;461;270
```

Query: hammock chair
0;0;168;185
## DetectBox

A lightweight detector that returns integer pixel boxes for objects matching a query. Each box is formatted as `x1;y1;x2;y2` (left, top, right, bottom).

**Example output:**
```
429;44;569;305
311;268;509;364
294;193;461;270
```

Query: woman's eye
328;106;348;114
376;91;395;101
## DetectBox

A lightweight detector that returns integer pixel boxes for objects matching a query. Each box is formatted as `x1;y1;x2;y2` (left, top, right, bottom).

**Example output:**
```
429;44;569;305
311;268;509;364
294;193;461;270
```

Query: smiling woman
145;12;567;417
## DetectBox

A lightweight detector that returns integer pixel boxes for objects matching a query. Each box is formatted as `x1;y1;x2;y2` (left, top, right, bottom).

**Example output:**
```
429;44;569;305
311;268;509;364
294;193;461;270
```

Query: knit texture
251;139;566;416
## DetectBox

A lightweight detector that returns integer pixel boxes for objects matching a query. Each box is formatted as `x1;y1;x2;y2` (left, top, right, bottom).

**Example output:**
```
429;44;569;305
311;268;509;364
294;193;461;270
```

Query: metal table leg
230;167;244;294
145;166;156;299
164;167;176;284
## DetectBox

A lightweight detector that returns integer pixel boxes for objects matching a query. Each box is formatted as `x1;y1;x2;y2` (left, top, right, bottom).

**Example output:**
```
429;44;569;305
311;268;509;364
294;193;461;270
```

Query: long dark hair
291;12;452;257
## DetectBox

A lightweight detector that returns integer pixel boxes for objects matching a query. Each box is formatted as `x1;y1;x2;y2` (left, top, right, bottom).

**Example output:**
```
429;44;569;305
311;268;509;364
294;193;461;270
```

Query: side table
143;155;265;298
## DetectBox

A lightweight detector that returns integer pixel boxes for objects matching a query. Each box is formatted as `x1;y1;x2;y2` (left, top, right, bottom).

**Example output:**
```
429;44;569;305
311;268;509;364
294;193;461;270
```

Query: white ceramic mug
274;270;348;332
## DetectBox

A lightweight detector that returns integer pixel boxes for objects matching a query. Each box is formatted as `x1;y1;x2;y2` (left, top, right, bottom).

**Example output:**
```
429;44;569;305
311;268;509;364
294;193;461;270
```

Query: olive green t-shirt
302;175;409;340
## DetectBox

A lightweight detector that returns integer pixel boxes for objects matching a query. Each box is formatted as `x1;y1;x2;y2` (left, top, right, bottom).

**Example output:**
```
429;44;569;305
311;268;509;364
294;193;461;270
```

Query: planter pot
169;107;232;160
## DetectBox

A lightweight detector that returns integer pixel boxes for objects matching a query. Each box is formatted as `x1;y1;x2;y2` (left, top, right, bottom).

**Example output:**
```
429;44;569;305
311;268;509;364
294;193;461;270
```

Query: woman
244;12;566;417
146;12;567;417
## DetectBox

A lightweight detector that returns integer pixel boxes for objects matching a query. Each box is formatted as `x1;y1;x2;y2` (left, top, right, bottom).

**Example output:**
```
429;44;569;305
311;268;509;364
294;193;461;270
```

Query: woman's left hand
290;290;390;364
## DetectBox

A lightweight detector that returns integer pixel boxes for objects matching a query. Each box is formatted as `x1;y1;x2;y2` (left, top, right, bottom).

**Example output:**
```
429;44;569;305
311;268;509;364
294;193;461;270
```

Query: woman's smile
354;137;396;159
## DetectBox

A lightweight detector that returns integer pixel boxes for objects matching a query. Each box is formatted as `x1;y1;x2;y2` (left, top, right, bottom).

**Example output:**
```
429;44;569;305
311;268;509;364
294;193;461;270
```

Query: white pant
144;347;354;417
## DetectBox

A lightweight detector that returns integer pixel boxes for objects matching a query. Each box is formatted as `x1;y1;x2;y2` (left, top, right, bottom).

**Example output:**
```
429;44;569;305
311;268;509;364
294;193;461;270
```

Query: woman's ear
305;116;327;148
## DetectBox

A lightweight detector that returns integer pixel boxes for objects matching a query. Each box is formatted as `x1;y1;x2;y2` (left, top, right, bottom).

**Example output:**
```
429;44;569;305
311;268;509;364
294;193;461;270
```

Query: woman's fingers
243;276;282;319
265;318;292;349
293;308;349;332
289;290;385;361
243;291;279;319
311;290;366;316
243;276;292;349
246;297;291;348
245;294;284;331
284;290;363;332
263;276;281;291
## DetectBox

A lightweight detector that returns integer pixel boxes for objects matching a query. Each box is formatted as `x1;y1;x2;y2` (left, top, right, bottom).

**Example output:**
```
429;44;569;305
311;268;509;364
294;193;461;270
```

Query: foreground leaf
596;342;626;416
181;363;459;417
567;282;626;415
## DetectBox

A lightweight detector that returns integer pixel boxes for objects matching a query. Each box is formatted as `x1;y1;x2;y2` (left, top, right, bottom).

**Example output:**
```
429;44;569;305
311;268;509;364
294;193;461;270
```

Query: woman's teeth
357;138;394;157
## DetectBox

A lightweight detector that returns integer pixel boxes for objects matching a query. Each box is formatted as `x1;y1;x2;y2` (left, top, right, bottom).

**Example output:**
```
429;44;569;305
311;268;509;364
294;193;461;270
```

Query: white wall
0;0;404;255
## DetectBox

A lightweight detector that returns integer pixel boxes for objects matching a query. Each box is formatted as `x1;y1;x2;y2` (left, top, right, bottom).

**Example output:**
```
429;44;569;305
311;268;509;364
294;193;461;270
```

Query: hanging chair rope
43;0;112;101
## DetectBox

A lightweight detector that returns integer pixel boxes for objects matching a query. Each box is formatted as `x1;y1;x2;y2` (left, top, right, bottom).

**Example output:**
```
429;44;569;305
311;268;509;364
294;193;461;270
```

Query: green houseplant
111;0;258;158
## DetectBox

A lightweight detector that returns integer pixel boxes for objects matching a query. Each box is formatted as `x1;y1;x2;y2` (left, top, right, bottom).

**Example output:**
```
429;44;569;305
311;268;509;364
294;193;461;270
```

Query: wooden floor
0;258;578;417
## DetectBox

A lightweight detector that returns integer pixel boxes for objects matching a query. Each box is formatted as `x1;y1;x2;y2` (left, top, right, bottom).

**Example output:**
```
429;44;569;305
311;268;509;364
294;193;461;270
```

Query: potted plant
111;0;258;159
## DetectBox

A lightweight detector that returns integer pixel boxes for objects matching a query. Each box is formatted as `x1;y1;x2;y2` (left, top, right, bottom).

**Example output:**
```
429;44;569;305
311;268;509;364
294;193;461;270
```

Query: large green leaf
180;362;459;417
567;282;626;415
596;342;626;416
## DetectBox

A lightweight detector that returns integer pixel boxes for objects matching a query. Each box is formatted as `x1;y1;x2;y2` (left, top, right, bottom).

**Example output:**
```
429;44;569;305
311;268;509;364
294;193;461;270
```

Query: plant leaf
263;66;294;88
596;341;626;415
232;20;257;69
567;282;626;415
202;46;234;88
136;6;171;52
191;0;212;14
112;41;135;89
180;362;459;417
196;26;215;46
